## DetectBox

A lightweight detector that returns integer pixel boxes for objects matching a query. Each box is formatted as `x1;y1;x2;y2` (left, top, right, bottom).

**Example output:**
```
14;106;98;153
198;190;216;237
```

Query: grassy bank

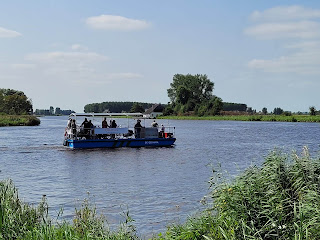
2;148;320;239
0;115;40;127
0;179;138;240
160;147;320;239
159;114;320;122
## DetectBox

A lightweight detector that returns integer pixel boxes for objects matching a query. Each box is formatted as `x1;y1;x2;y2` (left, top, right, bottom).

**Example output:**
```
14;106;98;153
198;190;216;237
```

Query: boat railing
157;126;175;138
65;125;175;140
160;126;175;134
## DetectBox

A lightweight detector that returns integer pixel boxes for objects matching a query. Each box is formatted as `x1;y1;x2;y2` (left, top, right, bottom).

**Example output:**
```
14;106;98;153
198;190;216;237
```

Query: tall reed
0;179;138;240
161;147;320;239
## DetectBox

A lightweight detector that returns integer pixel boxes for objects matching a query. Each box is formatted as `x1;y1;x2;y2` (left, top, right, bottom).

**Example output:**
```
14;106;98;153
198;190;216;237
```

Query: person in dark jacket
134;119;142;138
111;120;117;128
81;118;90;134
102;117;108;128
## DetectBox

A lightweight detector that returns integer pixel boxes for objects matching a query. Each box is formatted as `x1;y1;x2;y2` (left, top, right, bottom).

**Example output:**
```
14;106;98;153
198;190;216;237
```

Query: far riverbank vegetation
81;74;319;123
2;74;319;125
159;114;320;122
1;148;320;239
162;74;320;122
0;88;40;126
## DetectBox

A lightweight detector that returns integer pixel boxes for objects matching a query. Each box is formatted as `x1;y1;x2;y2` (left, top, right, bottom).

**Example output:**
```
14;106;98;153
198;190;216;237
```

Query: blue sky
1;1;320;112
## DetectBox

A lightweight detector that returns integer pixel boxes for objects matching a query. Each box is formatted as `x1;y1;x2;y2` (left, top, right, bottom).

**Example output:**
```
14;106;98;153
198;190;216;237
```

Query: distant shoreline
0;115;41;127
159;114;320;122
2;114;317;126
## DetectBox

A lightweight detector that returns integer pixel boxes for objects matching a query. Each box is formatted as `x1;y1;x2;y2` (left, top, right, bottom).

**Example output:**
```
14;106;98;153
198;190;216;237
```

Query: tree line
82;74;252;116
259;106;318;116
84;101;155;113
0;89;33;115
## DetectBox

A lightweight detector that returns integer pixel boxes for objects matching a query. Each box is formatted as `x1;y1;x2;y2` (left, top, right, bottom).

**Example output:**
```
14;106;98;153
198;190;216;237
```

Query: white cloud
25;51;108;62
71;44;89;51
18;50;109;81
285;41;320;49
105;72;143;80
19;50;143;86
0;27;21;38
246;5;320;40
86;15;151;31
248;41;320;75
10;63;36;70
76;72;143;85
244;21;320;39
246;5;320;75
250;5;320;22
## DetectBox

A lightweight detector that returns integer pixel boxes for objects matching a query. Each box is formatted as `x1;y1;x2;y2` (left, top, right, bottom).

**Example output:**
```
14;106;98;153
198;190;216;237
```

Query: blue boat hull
65;137;176;149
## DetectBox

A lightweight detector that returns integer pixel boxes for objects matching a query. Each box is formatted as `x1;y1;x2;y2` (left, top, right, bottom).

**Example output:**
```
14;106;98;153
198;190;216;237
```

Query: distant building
143;104;164;118
55;107;61;115
34;107;74;116
34;109;51;115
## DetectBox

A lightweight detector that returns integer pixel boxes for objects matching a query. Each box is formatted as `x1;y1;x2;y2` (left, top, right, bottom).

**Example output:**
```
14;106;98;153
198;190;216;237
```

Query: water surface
0;116;319;236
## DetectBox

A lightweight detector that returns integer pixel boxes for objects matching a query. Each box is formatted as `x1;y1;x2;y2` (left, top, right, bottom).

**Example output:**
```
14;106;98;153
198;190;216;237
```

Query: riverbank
2;148;320;239
0;115;40;127
159;114;320;122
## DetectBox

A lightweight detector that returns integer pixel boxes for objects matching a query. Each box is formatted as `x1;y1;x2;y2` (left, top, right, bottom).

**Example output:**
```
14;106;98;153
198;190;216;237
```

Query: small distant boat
63;113;176;149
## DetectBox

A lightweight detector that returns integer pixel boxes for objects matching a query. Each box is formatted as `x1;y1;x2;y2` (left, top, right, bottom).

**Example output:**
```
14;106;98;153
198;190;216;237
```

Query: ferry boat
63;113;176;149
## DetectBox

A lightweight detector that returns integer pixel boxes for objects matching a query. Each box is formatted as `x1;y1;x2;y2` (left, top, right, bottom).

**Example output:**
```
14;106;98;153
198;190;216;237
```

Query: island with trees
160;73;320;122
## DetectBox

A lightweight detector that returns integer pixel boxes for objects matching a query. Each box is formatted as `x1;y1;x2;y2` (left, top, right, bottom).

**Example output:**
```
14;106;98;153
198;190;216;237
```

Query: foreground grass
0;115;40;127
160;147;320;239
2;148;320;239
160;114;320;122
0;179;138;240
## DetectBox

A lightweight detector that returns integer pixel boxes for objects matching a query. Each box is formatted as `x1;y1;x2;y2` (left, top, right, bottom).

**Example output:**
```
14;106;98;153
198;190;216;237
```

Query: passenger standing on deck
159;124;165;138
71;119;77;136
88;120;94;128
111;120;117;128
67;118;72;128
151;120;158;127
110;120;117;138
102;117;108;128
135;119;142;138
81;118;89;134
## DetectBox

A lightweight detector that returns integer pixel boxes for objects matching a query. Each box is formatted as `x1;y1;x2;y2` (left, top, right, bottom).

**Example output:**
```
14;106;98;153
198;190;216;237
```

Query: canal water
0;116;319;237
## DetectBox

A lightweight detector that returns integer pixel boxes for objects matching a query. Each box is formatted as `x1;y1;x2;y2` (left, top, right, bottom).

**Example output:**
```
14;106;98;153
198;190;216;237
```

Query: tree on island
273;107;284;115
168;74;214;104
166;74;223;116
262;107;268;115
0;89;33;115
309;106;316;116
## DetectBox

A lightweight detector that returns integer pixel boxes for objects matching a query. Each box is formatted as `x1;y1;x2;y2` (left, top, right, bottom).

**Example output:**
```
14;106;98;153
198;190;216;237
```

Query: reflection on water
0;116;319;236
